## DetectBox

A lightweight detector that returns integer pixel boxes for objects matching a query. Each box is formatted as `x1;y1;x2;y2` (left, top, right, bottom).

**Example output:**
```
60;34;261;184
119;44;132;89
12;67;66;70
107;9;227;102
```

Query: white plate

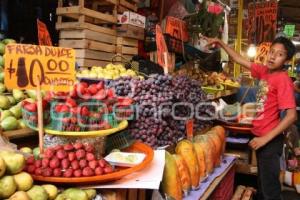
104;152;146;167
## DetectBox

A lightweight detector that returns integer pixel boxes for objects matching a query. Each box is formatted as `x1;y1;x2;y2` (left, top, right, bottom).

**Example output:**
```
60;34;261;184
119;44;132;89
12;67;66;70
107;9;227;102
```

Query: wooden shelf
3;128;36;140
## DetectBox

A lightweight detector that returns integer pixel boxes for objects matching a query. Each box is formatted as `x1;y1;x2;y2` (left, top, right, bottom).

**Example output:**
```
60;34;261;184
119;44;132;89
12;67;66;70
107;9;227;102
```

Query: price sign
156;25;171;73
254;42;271;65
284;24;295;38
37;19;53;46
165;16;189;42
186;119;194;141
4;44;76;91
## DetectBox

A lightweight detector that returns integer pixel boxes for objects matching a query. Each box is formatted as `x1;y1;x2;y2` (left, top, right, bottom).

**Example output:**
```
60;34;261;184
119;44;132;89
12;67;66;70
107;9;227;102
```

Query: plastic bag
0;130;17;152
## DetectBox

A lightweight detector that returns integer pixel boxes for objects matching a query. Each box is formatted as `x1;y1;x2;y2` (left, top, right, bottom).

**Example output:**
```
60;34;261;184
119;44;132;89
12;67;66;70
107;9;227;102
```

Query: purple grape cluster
111;74;213;148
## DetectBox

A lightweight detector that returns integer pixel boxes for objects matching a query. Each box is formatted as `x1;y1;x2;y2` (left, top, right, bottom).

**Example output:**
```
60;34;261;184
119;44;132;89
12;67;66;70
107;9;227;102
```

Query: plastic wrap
43;134;106;158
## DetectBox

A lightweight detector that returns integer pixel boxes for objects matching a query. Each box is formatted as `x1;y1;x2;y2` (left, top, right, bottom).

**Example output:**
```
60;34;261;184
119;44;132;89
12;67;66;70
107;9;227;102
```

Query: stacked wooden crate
118;0;139;13
116;0;144;61
56;0;118;67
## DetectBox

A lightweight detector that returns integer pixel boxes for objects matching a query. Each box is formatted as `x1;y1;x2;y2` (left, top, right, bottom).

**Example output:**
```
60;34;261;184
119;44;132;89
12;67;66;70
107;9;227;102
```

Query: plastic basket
22;108;50;129
103;113;119;128
106;130;135;153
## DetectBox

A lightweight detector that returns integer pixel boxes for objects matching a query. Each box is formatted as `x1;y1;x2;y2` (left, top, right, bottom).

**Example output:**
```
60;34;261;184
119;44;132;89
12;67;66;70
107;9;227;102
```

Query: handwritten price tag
186;119;194;141
4;44;76;91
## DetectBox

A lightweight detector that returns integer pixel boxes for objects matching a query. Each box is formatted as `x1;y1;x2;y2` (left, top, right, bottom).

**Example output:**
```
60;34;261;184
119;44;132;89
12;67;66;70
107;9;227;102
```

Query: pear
1;116;18;131
27;185;48;200
42;184;58;200
84;189;96;199
1;110;13;121
63;188;88;200
7;95;16;105
26;90;37;100
0;82;6;93
9;105;22;119
9;191;31;200
12;90;25;102
0;157;6;178
0;151;25;174
20;147;32;154
33;147;40;160
0;95;10;109
13;172;33;191
0;175;17;199
54;194;71;200
18;119;27;129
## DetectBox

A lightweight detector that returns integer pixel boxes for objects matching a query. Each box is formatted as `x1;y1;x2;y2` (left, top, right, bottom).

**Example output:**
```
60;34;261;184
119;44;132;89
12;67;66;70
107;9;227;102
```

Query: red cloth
250;63;296;136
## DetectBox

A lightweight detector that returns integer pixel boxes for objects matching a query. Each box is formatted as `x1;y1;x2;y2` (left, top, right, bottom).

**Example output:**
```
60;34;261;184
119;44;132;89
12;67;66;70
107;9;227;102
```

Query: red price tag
186;119;194;141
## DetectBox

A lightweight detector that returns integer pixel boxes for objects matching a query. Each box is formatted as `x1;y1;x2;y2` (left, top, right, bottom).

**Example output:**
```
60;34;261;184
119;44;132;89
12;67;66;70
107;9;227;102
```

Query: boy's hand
249;136;269;150
199;34;221;49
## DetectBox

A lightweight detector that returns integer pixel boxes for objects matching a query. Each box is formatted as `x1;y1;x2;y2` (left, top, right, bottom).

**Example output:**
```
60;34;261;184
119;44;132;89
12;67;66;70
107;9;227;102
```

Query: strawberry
55;105;62;113
71;160;80;170
35;168;43;176
103;165;113;174
73;169;82;177
68;152;76;162
60;105;70;113
74;142;83;150
66;98;77;107
80;106;90;116
76;82;88;97
53;168;62;177
88;84;98;95
34;160;42;168
96;82;104;90
26;156;35;165
93;89;107;100
107;88;115;98
24;103;37;112
95;167;103;175
88;160;98;169
27;165;36;174
63;168;73;177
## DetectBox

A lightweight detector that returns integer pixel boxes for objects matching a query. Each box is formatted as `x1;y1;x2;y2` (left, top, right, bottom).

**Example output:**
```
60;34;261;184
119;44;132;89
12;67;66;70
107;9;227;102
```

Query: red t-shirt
251;63;296;136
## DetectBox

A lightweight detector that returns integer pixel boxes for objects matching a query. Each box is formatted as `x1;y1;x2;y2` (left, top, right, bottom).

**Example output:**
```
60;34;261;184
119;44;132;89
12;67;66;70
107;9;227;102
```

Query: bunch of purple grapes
112;74;214;148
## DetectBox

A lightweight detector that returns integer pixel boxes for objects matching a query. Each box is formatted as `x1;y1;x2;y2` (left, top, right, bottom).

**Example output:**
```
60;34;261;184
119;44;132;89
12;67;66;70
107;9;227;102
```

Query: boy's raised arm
201;35;252;70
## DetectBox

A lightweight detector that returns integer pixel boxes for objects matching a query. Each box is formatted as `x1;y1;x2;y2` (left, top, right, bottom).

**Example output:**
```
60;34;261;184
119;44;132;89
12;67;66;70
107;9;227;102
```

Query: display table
184;156;236;200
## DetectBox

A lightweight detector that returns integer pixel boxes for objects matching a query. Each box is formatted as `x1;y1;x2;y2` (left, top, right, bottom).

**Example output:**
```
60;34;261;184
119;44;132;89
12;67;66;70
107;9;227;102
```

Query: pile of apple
25;142;114;178
76;63;138;80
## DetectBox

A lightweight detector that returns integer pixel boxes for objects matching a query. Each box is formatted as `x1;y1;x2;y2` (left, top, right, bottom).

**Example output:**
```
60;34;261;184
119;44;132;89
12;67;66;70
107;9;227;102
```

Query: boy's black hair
272;36;296;60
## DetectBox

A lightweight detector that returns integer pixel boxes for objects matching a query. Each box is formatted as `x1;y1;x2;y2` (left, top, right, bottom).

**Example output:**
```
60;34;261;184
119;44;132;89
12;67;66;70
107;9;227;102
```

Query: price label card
4;44;76;91
284;24;295;38
186;119;194;141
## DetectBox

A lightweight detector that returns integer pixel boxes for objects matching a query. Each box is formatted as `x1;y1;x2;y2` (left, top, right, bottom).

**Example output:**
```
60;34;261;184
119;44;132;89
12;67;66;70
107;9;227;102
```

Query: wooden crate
118;0;139;13
116;37;138;60
117;24;144;40
59;29;116;67
56;0;117;36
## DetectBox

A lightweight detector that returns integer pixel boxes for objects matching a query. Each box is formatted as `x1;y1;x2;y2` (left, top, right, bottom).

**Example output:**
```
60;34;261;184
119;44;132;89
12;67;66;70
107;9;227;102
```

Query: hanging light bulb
247;44;257;58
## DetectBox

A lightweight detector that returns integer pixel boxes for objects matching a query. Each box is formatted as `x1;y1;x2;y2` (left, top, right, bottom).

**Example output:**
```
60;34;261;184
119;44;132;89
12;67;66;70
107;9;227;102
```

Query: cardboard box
118;11;146;29
117;24;144;40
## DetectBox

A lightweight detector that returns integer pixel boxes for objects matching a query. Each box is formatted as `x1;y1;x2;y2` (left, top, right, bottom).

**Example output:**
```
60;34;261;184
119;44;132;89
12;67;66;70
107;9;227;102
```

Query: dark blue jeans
256;134;284;200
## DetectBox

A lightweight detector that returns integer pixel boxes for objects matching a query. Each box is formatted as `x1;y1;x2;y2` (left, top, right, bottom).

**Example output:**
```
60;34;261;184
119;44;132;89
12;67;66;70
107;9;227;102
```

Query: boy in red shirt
202;36;297;200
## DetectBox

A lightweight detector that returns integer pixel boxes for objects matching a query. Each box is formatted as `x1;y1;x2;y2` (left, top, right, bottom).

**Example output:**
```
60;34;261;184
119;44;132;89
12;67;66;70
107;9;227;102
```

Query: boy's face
266;43;288;70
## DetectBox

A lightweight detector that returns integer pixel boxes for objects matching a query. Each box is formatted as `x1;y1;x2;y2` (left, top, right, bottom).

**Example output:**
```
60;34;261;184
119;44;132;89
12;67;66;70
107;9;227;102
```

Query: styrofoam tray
105;152;146;167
